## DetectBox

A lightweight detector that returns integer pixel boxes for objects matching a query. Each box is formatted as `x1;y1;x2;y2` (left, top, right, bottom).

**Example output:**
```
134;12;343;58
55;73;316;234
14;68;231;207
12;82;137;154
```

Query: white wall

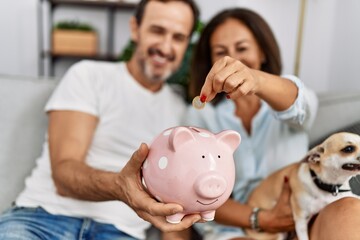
0;0;39;77
328;0;360;92
298;0;360;93
1;0;360;94
300;0;337;92
235;0;300;78
196;0;300;76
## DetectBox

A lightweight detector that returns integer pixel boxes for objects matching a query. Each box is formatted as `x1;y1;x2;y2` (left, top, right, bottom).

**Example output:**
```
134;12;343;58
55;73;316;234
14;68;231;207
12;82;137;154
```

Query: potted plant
52;20;98;56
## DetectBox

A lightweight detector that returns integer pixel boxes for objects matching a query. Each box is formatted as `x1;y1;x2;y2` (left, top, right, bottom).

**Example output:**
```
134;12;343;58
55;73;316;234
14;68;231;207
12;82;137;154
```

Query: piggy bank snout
194;173;227;199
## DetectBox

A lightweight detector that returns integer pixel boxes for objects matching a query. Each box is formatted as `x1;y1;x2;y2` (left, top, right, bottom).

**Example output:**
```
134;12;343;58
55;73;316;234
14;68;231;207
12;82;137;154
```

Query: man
0;0;200;239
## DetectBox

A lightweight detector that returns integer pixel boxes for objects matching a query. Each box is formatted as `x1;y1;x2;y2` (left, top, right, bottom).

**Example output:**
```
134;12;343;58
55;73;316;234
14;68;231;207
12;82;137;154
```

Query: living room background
0;0;359;94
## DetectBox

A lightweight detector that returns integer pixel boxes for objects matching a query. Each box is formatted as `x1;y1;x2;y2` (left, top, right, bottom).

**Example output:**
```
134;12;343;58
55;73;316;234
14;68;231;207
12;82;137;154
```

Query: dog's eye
341;145;356;153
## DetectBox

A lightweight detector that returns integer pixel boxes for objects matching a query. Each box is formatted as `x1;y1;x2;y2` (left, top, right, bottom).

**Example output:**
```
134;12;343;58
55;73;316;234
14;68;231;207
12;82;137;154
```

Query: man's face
131;1;193;83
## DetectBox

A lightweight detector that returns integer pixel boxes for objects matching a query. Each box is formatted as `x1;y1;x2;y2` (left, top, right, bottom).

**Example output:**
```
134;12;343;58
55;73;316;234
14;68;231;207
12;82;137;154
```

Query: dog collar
310;169;351;196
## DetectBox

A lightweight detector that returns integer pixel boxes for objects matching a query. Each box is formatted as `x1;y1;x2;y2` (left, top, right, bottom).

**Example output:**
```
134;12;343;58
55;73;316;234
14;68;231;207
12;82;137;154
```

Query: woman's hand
199;56;298;111
257;177;295;233
200;56;262;102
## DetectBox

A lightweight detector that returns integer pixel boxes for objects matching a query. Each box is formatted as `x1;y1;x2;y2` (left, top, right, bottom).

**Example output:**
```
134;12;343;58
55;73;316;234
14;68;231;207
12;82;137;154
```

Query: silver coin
192;96;206;110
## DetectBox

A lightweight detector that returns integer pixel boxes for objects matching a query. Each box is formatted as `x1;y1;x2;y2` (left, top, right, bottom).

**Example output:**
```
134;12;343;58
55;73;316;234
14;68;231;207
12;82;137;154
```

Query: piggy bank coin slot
189;127;200;133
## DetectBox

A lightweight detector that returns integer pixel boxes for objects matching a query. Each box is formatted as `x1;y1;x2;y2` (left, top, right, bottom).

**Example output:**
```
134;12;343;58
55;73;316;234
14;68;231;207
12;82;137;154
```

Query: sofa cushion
309;92;360;146
0;76;58;213
310;120;360;148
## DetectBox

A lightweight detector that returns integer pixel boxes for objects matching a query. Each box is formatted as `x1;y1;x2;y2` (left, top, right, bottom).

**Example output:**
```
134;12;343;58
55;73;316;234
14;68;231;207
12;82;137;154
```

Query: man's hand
117;143;202;232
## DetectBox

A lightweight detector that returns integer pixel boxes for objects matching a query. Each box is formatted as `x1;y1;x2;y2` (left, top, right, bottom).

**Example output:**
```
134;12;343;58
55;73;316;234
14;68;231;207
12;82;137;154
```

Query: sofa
1;74;360;238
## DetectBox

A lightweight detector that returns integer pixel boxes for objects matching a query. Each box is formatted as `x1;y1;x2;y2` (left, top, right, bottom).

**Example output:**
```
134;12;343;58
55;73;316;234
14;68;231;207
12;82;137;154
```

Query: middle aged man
0;0;201;239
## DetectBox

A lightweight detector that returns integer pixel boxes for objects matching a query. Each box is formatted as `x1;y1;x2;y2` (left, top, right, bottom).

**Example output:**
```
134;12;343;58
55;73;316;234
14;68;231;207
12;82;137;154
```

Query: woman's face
210;18;265;70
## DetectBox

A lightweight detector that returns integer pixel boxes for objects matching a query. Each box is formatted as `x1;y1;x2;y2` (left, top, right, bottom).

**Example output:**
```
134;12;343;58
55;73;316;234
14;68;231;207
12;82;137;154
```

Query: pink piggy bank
142;126;241;223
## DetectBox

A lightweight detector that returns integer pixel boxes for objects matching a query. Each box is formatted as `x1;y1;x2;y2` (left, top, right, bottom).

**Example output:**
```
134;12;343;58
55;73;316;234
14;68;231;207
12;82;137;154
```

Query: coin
192;96;206;110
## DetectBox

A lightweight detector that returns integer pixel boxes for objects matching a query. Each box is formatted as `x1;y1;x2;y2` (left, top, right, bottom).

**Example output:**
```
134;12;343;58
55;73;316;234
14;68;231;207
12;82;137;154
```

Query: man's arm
48;110;201;231
49;110;116;200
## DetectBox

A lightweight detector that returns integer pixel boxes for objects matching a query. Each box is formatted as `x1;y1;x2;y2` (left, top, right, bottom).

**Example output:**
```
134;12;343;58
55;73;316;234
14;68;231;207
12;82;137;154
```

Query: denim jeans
0;206;138;240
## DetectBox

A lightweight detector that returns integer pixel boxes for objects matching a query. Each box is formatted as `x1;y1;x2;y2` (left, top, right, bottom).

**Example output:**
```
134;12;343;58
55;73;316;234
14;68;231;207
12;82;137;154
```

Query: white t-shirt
16;60;186;239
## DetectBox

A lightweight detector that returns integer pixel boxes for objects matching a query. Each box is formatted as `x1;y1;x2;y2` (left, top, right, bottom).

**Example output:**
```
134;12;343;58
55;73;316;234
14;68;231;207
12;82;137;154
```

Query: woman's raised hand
200;56;262;102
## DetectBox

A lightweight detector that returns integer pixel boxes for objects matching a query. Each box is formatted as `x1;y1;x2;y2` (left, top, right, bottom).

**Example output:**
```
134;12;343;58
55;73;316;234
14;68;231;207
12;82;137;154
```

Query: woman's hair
189;8;282;104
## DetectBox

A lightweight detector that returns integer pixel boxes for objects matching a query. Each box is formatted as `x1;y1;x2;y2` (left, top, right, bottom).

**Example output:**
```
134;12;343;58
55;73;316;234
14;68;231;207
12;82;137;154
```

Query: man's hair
134;0;200;35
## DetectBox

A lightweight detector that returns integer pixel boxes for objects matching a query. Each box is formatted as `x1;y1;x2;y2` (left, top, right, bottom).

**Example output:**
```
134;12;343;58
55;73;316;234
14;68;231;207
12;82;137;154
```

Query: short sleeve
45;60;99;116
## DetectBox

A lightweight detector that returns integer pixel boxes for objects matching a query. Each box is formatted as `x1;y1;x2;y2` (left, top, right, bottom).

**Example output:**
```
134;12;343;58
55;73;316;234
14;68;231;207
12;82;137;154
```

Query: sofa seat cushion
0;76;58;213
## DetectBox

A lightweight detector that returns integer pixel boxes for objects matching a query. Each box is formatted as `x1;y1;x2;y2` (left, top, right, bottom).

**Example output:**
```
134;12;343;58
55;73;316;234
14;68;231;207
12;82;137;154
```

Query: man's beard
143;62;172;83
139;47;176;83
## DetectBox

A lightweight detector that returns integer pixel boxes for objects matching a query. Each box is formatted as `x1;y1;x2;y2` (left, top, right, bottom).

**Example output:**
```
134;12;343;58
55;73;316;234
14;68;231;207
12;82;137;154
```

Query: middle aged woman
182;7;318;240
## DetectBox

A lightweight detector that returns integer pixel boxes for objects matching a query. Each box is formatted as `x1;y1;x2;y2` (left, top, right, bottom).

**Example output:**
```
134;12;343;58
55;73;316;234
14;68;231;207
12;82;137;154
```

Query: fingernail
226;94;230;99
200;94;207;103
284;176;289;183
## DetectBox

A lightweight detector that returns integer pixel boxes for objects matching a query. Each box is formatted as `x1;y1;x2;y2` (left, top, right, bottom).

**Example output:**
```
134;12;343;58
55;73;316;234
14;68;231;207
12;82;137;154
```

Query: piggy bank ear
216;130;241;152
169;127;196;152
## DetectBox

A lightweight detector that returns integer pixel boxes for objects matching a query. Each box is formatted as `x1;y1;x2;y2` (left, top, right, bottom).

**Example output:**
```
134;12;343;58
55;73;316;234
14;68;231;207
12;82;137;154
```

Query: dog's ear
302;145;324;163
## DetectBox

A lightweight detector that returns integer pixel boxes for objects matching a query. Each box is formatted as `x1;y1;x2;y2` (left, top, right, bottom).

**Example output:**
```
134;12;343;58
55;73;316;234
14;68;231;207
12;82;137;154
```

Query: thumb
129;143;149;170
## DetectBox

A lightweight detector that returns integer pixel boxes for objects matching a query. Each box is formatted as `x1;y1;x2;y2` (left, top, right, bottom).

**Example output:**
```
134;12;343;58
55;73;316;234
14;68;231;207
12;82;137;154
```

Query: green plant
54;20;95;32
118;40;136;62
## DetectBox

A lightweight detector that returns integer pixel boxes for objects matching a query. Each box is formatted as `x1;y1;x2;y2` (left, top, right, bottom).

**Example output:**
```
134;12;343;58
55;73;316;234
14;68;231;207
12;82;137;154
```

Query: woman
163;7;360;240
183;8;317;240
176;7;360;240
186;8;317;240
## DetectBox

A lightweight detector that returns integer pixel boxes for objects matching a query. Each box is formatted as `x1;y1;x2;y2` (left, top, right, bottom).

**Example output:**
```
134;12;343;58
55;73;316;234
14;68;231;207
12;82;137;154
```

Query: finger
144;200;183;217
211;60;241;93
222;72;245;95
200;57;234;102
171;214;202;230
164;214;202;232
227;79;256;99
127;143;149;171
152;213;202;233
200;61;226;102
219;60;248;94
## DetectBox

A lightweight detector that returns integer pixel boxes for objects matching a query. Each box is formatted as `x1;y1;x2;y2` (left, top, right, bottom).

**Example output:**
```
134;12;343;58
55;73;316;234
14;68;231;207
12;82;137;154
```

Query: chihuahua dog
246;132;360;240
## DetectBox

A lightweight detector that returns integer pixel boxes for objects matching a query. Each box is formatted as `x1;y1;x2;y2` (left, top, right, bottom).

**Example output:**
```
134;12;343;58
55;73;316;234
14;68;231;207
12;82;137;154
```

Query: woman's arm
215;179;295;233
199;56;298;111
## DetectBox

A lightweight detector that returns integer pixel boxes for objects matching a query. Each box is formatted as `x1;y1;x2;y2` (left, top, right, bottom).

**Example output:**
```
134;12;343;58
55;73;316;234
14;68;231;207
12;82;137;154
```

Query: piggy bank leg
166;213;186;224
201;210;215;221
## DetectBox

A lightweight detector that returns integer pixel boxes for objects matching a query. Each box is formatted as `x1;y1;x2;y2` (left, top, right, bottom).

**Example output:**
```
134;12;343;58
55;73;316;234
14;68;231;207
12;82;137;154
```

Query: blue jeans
0;206;138;240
